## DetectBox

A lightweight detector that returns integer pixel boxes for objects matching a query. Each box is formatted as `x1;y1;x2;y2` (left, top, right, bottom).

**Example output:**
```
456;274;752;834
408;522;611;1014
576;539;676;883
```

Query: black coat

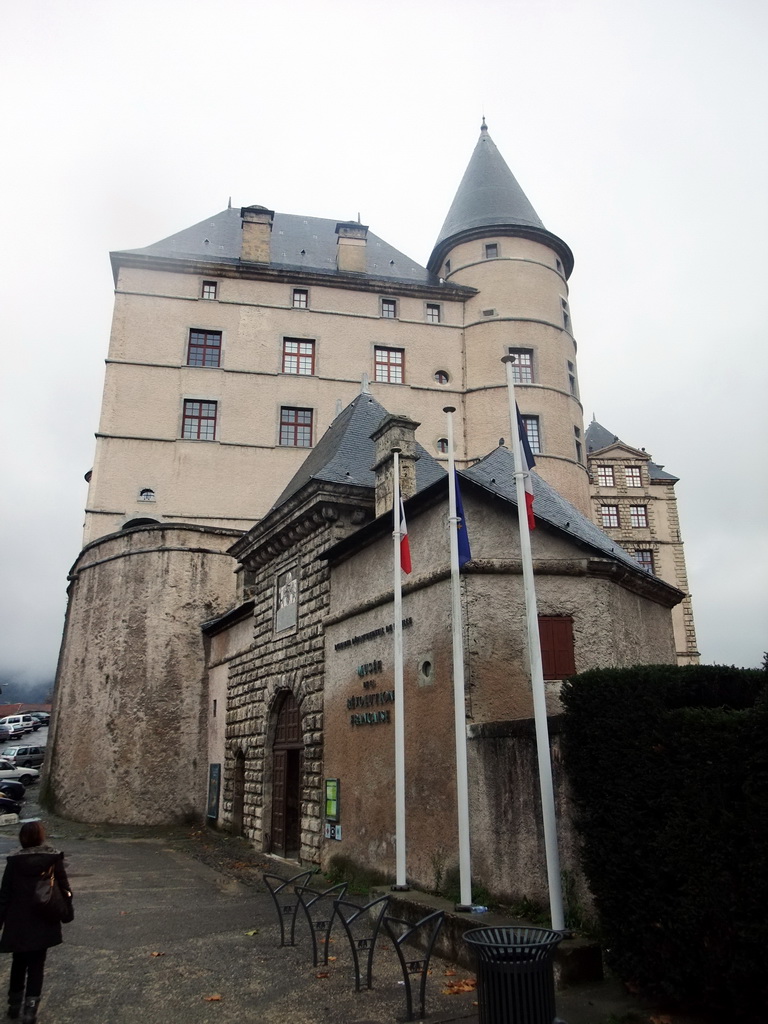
0;846;71;953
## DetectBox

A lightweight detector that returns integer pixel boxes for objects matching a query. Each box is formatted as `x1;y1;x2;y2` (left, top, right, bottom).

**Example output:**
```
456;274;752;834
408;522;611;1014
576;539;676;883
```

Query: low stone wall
467;717;593;916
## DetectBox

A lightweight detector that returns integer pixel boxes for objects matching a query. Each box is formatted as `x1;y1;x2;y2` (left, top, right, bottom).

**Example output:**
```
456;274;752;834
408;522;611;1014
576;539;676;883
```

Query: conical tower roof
428;121;573;276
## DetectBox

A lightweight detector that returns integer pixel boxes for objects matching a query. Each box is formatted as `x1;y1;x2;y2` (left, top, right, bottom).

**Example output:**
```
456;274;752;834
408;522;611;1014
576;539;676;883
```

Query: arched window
138;488;156;502
436;438;449;455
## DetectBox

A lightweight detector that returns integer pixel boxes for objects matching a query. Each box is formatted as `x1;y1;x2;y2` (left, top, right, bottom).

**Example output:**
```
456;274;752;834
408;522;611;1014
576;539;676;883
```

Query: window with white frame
201;281;217;300
601;505;620;528
374;346;404;384
380;298;397;319
187;329;222;367
634;550;654;573
597;466;615;487
282;338;315;375
630;505;648;528
292;288;308;309
521;415;541;454
625;466;642;487
280;407;313;447
426;303;441;324
567;360;578;397
508;348;534;384
182;400;217;441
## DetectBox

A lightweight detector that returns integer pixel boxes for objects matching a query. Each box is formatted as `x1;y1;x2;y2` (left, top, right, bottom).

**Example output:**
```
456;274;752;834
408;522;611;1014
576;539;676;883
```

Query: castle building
585;420;699;664
48;124;696;898
84;119;589;550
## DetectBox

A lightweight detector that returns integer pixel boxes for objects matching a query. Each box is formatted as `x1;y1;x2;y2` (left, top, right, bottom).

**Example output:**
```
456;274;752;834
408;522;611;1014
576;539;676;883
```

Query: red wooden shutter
538;616;575;679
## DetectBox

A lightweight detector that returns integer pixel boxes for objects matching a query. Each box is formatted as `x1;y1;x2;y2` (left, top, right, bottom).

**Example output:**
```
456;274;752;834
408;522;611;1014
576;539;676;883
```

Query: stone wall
321;493;677;896
468;718;591;910
222;499;368;863
48;524;240;824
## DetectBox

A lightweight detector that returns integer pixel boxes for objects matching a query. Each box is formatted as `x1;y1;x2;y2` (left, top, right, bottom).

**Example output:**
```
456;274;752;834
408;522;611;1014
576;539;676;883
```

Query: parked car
0;780;25;800
0;725;11;743
0;795;23;816
29;712;50;727
0;759;39;786
21;715;38;732
2;746;45;769
0;717;30;738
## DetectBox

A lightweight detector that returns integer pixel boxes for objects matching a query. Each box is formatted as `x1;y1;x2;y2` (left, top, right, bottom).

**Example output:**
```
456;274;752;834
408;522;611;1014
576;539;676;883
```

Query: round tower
428;121;590;515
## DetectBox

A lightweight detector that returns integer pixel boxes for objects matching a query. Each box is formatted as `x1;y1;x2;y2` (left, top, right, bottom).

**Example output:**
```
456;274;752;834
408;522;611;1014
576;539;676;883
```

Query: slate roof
586;420;679;483
270;392;446;512
114;207;440;287
461;447;658;575
428;122;573;276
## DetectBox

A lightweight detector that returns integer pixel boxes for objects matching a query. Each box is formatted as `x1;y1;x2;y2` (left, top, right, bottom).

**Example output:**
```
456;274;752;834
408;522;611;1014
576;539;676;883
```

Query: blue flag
455;471;472;567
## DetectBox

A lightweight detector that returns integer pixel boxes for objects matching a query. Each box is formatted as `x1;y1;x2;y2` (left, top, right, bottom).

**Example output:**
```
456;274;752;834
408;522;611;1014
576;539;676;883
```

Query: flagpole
501;355;565;931
391;448;408;890
444;407;473;911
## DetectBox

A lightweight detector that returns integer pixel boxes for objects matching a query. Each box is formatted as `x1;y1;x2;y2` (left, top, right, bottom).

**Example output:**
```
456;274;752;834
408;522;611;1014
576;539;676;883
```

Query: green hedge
561;664;768;1022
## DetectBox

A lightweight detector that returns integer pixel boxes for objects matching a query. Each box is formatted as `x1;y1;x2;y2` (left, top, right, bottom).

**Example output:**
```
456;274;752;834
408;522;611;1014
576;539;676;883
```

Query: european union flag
455;471;472;568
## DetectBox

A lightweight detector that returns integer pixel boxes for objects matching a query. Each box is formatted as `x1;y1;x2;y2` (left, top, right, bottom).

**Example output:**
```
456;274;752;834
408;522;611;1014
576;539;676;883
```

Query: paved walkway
0;801;698;1024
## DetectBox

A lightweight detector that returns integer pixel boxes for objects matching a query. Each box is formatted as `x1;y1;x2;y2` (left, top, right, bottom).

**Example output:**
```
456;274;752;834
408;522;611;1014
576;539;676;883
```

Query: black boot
20;999;39;1024
7;991;23;1019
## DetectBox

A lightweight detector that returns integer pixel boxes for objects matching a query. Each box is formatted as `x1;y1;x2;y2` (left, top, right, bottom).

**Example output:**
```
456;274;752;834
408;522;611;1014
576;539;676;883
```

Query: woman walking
0;822;72;1023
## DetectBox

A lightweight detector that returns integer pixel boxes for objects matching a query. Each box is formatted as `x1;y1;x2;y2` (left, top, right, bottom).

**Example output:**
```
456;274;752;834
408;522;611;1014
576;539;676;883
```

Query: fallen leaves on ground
150;952;165;957
442;978;477;996
244;929;259;936
315;972;330;979
444;969;457;976
327;956;337;962
202;994;222;1002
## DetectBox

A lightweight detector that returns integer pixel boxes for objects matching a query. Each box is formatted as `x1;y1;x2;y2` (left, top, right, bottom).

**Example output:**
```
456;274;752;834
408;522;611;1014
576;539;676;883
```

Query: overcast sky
1;0;766;691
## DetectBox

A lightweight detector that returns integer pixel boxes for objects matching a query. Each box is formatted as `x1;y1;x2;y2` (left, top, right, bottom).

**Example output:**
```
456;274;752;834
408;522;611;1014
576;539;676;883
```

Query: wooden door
270;693;303;858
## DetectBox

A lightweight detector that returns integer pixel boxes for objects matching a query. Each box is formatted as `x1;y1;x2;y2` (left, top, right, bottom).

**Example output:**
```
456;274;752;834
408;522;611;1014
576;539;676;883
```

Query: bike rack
328;893;391;991
293;882;349;966
262;870;313;947
383;909;446;1021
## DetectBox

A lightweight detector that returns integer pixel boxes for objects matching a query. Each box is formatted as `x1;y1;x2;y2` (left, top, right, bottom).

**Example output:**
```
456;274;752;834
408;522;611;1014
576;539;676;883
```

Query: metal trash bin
464;926;563;1024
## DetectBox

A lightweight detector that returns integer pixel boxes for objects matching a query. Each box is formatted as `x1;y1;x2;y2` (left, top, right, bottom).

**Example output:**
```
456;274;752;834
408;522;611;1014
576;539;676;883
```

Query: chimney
335;221;368;273
371;414;420;518
240;206;274;263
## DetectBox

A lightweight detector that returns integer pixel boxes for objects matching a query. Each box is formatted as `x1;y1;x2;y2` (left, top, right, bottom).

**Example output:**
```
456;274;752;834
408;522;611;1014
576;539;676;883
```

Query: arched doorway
232;750;246;836
269;692;303;858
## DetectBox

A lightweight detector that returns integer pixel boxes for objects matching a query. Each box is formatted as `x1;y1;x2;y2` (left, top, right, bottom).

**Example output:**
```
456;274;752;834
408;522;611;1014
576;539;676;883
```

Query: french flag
399;498;412;574
516;405;536;531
